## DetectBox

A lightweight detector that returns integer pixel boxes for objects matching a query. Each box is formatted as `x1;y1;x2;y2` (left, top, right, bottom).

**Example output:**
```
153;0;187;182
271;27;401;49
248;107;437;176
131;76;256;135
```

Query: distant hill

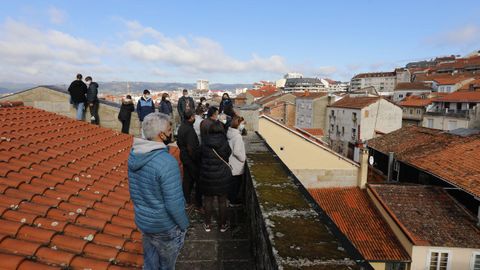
0;81;252;95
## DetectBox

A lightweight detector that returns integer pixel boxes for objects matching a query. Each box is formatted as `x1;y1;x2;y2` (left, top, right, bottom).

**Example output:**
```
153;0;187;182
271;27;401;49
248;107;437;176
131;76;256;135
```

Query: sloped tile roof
328;95;380;109
434;90;480;102
398;95;434;107
368;125;480;197
309;187;410;262
394;82;432;91
0;102;142;269
369;184;480;248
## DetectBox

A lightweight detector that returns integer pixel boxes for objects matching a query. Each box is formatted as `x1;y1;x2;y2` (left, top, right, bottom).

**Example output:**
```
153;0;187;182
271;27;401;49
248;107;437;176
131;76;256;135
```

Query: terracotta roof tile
434;90;480;102
0;105;142;269
368;126;480;197
329;95;381;109
369;184;480;248
394;82;432;91
309;187;410;262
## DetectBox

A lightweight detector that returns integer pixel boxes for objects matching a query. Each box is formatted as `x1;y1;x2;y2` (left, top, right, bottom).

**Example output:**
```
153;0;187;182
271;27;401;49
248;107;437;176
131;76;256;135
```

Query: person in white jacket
226;116;246;206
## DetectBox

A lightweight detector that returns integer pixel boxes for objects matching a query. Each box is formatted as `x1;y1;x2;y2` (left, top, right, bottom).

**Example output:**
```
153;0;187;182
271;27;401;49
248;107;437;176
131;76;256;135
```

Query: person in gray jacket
85;76;100;125
226;116;246;206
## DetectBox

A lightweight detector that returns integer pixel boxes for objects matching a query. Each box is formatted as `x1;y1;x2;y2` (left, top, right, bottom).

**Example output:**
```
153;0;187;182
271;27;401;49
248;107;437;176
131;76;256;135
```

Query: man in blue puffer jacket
128;112;189;270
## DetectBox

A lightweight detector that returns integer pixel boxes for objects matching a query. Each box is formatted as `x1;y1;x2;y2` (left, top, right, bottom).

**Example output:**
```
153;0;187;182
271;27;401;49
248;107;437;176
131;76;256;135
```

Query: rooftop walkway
177;206;253;270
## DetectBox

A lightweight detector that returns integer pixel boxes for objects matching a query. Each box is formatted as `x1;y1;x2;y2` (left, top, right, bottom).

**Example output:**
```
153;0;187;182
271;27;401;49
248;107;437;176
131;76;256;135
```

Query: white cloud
122;20;289;75
425;24;480;48
0;18;106;83
48;7;66;24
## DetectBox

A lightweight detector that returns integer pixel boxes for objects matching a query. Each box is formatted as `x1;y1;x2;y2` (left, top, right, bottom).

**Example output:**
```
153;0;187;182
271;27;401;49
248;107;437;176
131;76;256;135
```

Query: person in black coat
177;110;202;209
200;106;219;143
219;93;233;116
85;76;100;125
199;121;232;232
118;95;135;134
68;73;88;120
159;93;173;116
177;89;195;123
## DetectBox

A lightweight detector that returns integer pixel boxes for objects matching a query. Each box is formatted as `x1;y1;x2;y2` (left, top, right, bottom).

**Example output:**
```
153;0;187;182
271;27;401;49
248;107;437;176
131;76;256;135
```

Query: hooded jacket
118;100;135;121
136;97;155;121
86;82;99;103
128;138;189;233
227;127;246;176
159;100;173;115
68;80;87;103
199;132;232;196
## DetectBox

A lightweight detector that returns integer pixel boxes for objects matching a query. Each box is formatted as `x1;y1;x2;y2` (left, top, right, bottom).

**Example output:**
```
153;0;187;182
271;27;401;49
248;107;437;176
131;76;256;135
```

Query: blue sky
0;0;479;84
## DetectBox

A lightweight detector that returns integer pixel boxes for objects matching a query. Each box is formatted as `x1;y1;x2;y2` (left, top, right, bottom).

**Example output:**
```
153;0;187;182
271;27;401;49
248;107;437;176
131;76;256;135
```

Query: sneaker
220;224;229;233
228;203;242;208
203;223;211;232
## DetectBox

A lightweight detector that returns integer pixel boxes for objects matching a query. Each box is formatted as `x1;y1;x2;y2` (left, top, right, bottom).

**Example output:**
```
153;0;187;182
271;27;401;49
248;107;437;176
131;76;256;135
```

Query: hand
89;103;93;107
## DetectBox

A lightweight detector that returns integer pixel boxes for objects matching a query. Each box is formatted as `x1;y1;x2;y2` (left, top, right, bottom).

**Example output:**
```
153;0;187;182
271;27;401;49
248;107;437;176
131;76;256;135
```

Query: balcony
425;109;471;119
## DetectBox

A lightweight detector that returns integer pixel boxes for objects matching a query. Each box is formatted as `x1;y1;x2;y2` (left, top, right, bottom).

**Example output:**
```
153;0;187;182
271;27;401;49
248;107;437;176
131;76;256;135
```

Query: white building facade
196;79;209;90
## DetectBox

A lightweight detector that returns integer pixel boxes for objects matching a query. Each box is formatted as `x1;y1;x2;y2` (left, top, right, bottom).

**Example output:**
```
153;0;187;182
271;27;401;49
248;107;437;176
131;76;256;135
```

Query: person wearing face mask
193;106;205;143
177;89;195;123
219;93;233;116
136;90;156;135
176;110;202;211
67;73;87;120
159;93;173;116
85;76;100;125
199;121;232;232
226;116;246;207
128;112;189;270
218;113;232;132
118;95;135;134
198;97;208;113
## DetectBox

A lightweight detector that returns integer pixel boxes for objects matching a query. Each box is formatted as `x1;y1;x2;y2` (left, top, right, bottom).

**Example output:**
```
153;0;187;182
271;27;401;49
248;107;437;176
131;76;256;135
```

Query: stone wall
244;134;371;270
0;86;143;136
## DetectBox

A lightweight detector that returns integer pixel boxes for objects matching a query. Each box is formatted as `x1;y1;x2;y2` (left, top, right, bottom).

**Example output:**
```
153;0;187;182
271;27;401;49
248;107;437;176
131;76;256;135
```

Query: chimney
357;147;369;189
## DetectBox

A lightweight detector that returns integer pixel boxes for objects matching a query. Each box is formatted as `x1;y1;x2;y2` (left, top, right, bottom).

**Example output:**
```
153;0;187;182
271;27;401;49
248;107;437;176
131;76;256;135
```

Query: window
447;120;457;130
409;109;413;114
417;109;421;114
342;126;345;136
352;128;356;139
471;252;480;270
386;262;406;270
427;119;434;128
428;250;450;270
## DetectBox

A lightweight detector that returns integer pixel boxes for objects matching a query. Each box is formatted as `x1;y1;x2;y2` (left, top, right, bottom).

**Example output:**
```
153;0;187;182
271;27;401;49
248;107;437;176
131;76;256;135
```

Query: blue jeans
143;226;186;270
74;102;85;120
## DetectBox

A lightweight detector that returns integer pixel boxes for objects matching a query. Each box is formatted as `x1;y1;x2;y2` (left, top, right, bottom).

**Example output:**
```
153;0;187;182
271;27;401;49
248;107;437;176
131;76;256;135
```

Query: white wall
410;246;480;270
360;99;402;140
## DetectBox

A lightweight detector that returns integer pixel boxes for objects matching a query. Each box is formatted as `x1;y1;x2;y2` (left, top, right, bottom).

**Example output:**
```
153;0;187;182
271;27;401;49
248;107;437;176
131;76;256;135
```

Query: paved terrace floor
177;206;253;270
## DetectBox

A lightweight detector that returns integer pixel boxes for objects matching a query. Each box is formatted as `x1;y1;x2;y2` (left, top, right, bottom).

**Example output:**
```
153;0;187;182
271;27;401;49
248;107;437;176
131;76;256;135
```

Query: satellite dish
369;156;374;165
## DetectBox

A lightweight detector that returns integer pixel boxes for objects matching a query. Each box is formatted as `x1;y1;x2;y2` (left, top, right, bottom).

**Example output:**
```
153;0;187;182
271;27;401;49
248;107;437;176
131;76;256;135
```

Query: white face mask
239;123;245;131
166;97;170;101
145;95;151;99
125;98;132;102
202;101;207;105
183;93;188;97
85;81;91;86
221;119;227;124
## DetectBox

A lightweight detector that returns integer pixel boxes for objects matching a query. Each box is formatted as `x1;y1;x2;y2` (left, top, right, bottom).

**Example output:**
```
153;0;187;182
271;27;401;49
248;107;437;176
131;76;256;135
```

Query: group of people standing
127;91;246;269
68;73;100;124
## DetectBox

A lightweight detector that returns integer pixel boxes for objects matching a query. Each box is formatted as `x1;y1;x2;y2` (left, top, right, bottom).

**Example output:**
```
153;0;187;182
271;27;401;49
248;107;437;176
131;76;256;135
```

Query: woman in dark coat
199;121;232;232
219;93;233;116
159;93;173;116
118;95;135;134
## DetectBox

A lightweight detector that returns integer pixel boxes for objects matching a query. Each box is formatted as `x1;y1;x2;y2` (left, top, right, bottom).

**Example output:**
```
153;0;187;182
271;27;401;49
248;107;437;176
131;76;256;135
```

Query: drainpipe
357;147;369;189
387;152;394;182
